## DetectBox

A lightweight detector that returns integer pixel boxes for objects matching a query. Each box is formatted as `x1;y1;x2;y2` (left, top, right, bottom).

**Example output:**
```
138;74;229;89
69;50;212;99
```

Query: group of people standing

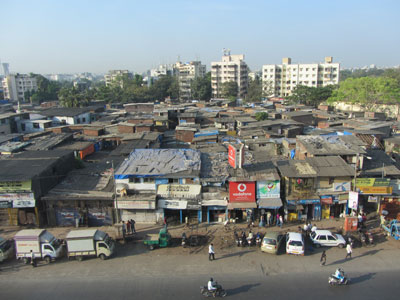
260;211;283;228
121;219;136;239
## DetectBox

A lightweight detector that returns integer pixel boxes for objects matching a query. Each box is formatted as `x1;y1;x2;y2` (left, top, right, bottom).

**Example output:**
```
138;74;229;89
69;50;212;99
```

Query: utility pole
112;160;120;223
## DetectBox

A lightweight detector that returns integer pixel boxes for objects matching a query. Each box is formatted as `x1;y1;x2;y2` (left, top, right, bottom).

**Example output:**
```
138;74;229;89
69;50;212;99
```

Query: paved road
1;226;399;300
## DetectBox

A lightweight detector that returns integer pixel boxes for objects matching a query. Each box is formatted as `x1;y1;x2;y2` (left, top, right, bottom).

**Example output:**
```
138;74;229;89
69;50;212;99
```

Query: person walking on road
122;221;127;241
320;250;327;266
208;243;215;261
345;243;352;259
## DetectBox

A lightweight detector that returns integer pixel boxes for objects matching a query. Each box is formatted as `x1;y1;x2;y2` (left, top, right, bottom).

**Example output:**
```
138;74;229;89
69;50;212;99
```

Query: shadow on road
327;248;383;266
351;272;376;285
218;250;254;259
226;283;261;296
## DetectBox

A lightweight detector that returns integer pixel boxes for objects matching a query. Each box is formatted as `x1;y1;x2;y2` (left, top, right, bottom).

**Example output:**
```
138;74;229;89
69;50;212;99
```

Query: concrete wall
335;102;399;119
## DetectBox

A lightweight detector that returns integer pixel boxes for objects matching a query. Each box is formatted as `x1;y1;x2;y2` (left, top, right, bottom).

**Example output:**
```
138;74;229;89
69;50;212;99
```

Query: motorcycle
182;233;187;248
200;284;227;297
366;231;374;245
328;274;350;286
234;231;241;247
256;233;263;247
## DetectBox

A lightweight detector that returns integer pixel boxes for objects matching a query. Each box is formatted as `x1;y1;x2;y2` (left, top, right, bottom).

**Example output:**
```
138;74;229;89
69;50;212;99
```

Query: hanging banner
257;180;280;198
348;191;359;210
229;182;256;202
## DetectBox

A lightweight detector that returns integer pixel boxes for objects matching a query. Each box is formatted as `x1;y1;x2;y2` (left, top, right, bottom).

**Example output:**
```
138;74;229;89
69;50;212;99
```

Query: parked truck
0;236;14;263
14;229;64;264
143;227;171;250
382;220;400;240
66;229;115;261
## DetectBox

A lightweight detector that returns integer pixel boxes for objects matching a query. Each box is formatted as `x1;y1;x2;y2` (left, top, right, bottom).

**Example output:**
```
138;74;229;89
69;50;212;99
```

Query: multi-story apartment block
262;57;340;97
104;70;133;87
175;61;206;100
211;53;248;99
1;74;38;102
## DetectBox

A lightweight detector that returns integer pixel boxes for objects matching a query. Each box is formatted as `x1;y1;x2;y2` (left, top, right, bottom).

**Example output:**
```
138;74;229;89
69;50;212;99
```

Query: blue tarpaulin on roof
194;130;219;137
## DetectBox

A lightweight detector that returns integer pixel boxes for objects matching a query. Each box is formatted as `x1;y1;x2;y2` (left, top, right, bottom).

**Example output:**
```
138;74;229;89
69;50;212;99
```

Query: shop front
320;195;348;219
117;198;157;224
287;198;321;222
0;188;38;226
157;184;202;224
355;178;393;214
228;181;256;222
257;180;282;223
202;200;227;223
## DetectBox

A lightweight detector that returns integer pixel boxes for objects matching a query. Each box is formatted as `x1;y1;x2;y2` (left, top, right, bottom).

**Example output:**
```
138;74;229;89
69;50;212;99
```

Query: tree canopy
190;72;211;101
245;76;262;103
327;77;400;107
221;81;238;100
255;112;268;121
287;85;335;107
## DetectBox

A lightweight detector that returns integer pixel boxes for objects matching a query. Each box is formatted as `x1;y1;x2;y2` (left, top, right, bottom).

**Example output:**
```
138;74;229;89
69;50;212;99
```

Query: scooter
328;274;350;286
200;283;227;297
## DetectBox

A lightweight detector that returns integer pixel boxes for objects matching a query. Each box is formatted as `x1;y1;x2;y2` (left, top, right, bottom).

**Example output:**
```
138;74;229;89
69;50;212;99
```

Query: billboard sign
229;182;255;202
257;180;280;198
228;144;236;168
348;191;358;210
0;181;31;193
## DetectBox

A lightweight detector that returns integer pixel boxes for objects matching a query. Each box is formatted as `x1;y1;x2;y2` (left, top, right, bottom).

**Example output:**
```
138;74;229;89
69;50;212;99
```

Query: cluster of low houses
1;98;400;227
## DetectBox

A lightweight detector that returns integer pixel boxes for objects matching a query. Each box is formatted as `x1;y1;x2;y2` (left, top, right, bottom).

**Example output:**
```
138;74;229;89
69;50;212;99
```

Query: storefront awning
258;198;282;209
228;202;257;209
202;200;227;207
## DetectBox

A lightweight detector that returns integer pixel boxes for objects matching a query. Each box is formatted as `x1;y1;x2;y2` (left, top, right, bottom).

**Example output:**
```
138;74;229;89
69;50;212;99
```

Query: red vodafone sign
228;144;236;168
229;182;255;202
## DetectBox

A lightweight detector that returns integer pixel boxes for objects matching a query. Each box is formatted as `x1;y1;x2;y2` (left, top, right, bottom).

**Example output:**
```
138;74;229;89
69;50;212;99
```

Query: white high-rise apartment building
2;74;38;102
104;70;133;87
211;53;248;99
175;61;206;100
262;57;340;97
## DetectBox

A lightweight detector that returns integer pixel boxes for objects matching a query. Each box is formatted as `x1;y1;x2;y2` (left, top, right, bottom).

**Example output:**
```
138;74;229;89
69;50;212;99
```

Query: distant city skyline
2;0;399;74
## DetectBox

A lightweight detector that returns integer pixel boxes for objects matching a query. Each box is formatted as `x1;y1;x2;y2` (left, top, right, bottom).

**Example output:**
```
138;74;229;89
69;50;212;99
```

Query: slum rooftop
297;135;367;155
115;149;201;178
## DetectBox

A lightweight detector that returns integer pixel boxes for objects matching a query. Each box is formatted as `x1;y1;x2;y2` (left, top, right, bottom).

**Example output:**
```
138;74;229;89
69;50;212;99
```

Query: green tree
245;76;262;103
191;72;211;101
340;68;385;81
58;87;90;107
382;68;400;86
287;85;335;107
149;75;178;100
327;77;400;109
28;74;62;104
221;81;238;100
255;112;268;121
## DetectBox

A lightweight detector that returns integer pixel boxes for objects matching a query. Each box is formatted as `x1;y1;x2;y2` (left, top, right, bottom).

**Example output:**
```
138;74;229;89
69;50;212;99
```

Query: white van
286;232;304;255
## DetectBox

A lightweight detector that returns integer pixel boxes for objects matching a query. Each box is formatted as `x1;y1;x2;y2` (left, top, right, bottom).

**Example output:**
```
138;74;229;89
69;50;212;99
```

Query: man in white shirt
208;278;217;292
208;243;215;261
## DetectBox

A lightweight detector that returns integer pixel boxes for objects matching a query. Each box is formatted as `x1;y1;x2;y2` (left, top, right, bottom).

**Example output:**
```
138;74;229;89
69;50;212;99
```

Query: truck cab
95;233;115;258
0;237;14;263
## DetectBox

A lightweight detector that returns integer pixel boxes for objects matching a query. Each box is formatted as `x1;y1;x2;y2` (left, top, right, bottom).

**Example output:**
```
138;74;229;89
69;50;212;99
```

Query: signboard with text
229;182;255;202
157;184;201;199
0;181;31;193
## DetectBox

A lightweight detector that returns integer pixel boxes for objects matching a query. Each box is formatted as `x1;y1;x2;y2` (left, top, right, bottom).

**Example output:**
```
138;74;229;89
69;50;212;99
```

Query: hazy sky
2;0;399;74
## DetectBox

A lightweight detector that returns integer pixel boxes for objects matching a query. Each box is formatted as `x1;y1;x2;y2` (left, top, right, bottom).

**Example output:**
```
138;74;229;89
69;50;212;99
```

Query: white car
310;230;346;248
